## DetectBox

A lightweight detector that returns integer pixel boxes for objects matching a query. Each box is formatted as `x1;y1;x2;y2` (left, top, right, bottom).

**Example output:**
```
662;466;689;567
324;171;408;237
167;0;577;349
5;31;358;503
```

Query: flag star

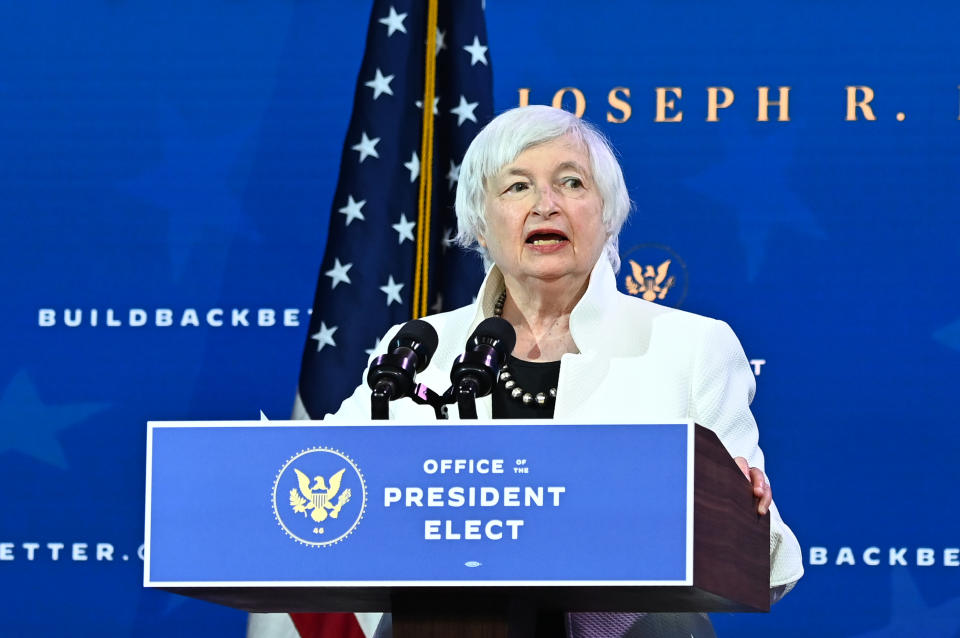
441;227;456;253
365;338;381;358
430;294;444;313
378;6;407;37
364;68;395;100
392;212;416;243
351;131;380;163
380;275;404;306
446;159;461;190
434;28;447;55
462;36;488;66
311;322;338;351
324;258;353;289
338;195;366;225
450;95;479;126
415;96;440;114
404;151;420;182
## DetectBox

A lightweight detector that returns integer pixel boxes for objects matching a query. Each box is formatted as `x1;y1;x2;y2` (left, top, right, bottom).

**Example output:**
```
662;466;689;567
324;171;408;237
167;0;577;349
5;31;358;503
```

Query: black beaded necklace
494;291;558;408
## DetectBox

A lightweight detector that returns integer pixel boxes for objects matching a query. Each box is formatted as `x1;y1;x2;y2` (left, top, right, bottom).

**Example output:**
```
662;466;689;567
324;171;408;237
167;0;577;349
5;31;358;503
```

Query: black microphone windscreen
391;319;440;357
471;317;517;357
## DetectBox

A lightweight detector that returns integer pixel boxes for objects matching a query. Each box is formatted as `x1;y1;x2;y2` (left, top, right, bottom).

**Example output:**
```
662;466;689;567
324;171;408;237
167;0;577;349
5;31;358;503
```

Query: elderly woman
334;105;802;637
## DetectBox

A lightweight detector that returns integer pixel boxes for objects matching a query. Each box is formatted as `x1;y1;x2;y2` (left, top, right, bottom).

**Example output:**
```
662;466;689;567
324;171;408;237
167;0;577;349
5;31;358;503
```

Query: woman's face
480;135;606;289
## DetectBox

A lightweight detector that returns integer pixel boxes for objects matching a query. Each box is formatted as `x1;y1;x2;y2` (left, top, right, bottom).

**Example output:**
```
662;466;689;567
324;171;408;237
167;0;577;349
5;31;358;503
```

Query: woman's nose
532;184;559;216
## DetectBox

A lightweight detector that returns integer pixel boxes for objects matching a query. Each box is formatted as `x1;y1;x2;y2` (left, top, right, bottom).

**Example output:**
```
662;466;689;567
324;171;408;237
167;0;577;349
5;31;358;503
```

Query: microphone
449;317;516;418
367;320;439;419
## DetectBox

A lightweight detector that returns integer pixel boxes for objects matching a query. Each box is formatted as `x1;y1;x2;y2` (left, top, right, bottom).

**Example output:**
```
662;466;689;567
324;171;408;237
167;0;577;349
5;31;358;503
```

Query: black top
491;356;561;419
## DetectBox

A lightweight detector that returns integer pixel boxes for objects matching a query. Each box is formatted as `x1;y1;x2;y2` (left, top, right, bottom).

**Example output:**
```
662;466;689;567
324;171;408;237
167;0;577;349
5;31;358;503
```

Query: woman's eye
506;182;529;194
561;177;583;189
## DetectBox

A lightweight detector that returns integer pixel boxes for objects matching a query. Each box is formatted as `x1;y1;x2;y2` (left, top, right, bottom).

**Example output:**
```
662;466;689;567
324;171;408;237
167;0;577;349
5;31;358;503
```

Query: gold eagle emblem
625;259;675;302
289;467;352;524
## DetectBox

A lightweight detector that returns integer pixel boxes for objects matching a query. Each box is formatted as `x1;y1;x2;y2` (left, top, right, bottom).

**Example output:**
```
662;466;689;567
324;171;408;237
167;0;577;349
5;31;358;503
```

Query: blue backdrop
2;1;959;636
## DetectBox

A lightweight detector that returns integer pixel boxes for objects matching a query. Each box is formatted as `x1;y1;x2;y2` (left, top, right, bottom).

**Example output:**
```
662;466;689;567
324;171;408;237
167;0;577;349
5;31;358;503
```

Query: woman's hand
734;456;771;516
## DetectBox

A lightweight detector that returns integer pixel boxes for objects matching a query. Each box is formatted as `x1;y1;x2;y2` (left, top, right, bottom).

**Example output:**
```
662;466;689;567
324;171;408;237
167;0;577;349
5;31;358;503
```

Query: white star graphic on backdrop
434;28;447;55
685;125;825;280
431;294;444;313
380;275;404;306
311;322;338;351
404;151;420;182
441;227;456;253
847;570;960;637
365;338;381;358
450;95;479;126
392;213;416;243
118;106;253;279
415;96;440;114
462;36;488;66
324;258;353;289
0;371;110;469
364;68;395;100
378;6;407;37
446;159;461;190
338;195;366;225
934;318;960;353
352;131;380;163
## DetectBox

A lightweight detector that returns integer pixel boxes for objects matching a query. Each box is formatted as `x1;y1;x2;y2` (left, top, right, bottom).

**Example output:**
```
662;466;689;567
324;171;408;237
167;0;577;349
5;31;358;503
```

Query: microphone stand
370;316;513;420
370;382;392;421
439;380;479;419
447;346;500;420
443;317;515;419
370;380;448;420
367;319;445;420
410;383;449;419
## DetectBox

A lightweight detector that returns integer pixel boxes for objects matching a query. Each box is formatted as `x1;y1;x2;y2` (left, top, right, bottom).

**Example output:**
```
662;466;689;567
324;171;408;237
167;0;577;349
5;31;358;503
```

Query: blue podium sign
144;420;693;588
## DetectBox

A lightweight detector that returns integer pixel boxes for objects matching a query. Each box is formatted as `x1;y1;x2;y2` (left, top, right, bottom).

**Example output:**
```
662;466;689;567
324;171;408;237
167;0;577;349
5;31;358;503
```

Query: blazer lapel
554;257;623;418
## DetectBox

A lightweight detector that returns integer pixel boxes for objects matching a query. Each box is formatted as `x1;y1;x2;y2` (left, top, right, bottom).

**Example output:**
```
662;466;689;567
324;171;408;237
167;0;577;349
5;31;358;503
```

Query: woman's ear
477;235;486;249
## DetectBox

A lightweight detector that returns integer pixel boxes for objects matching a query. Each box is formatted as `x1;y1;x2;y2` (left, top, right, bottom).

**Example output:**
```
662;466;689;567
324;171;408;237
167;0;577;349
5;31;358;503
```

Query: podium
145;420;769;635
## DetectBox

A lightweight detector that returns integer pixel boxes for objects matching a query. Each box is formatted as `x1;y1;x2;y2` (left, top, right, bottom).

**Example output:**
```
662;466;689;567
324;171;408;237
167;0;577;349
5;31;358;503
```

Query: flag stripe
290;613;366;638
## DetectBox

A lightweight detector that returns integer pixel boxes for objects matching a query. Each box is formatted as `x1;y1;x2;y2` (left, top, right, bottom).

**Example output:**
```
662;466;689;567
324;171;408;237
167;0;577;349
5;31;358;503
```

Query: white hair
454;105;631;272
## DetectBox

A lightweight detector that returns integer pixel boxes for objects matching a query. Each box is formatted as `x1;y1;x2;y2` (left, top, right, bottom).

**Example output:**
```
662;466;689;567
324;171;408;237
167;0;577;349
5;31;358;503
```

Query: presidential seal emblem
619;244;689;308
272;447;366;547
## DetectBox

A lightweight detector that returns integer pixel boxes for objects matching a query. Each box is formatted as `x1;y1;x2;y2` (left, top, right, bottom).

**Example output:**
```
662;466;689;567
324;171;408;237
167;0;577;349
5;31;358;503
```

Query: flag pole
413;0;439;319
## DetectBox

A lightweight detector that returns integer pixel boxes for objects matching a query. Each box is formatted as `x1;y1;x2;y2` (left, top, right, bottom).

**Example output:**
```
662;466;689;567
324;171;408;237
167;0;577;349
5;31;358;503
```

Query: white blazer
328;256;804;591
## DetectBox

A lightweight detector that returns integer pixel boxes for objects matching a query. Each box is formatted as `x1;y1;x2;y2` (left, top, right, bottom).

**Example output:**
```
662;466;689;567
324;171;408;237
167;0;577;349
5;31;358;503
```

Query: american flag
266;2;493;637
297;0;493;422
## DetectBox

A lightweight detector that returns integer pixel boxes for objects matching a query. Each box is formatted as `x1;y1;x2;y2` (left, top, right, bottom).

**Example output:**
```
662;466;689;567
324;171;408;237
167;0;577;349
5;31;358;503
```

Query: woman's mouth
525;232;568;246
